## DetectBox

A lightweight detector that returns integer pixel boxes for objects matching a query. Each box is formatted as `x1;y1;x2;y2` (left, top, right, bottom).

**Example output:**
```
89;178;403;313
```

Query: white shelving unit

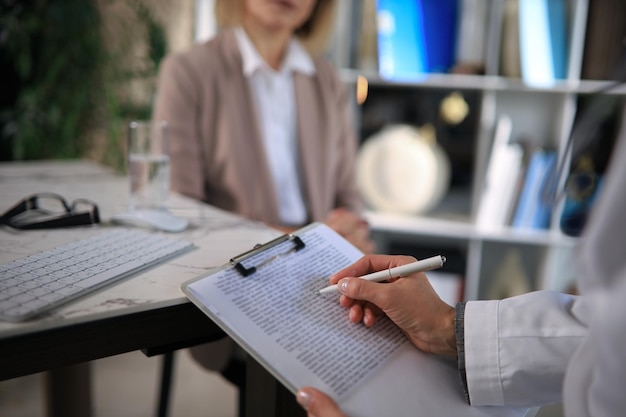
192;0;623;301
334;0;625;301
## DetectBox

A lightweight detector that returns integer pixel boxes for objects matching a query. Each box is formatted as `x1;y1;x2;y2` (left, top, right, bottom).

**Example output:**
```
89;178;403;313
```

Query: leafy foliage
0;0;104;160
0;0;167;169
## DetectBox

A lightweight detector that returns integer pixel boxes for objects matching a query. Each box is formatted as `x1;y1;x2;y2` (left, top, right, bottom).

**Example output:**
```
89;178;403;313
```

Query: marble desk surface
0;161;537;417
0;159;280;340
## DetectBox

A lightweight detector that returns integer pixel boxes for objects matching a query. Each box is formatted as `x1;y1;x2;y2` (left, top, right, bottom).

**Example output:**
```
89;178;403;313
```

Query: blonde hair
214;0;337;56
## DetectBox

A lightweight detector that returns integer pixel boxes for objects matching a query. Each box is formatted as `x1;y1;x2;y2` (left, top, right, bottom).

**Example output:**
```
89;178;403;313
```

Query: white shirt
234;27;316;226
464;113;626;416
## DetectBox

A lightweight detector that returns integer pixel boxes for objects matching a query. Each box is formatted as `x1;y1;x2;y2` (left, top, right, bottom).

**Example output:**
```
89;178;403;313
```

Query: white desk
0;160;287;416
0;160;536;417
0;160;279;341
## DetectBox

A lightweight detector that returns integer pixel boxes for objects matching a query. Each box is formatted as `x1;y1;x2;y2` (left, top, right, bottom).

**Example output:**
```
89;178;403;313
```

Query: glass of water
127;120;170;212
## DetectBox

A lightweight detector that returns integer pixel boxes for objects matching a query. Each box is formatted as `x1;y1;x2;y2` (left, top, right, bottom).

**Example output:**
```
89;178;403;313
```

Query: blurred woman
153;0;373;250
152;0;374;411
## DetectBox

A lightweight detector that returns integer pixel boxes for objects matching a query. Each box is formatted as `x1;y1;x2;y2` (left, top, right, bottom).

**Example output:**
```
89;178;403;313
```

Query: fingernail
296;389;312;409
339;278;349;293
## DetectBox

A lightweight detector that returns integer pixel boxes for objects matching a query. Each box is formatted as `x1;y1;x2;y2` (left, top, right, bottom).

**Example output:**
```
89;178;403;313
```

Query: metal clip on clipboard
230;233;306;277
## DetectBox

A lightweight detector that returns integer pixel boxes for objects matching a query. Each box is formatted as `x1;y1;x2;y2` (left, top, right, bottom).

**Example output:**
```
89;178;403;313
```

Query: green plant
0;0;104;160
0;0;167;170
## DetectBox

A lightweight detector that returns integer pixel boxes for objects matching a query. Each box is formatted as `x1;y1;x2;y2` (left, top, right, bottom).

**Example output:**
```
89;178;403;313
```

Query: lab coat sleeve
564;274;626;416
464;291;589;407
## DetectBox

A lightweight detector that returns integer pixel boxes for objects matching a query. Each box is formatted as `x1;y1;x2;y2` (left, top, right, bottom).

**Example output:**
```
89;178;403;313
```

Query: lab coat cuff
465;300;505;405
455;301;470;404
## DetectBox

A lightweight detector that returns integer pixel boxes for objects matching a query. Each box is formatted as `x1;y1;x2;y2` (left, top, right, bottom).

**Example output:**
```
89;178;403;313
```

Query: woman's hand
296;387;348;417
329;254;457;357
324;208;375;254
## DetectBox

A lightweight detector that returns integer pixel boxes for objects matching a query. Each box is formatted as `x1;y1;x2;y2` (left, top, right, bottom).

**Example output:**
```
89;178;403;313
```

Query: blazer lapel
220;29;282;224
295;72;327;222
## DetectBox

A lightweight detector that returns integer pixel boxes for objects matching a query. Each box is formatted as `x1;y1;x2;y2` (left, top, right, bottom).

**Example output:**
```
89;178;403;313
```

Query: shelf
365;211;579;247
340;68;626;95
337;0;624;298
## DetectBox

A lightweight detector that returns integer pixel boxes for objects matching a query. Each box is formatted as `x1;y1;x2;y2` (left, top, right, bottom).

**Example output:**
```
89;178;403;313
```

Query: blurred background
0;0;198;169
1;2;619;416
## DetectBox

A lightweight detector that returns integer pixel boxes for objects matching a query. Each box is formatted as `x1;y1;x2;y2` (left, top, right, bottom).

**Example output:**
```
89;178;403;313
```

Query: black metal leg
244;355;305;417
156;351;175;417
45;362;92;417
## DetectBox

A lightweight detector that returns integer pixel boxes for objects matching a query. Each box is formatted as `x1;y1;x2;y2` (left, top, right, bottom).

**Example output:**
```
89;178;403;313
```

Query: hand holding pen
319;255;445;294
326;254;457;358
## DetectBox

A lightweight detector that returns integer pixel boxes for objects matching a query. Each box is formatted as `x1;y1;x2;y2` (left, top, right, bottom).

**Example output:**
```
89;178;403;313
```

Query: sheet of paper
185;223;408;399
185;223;535;416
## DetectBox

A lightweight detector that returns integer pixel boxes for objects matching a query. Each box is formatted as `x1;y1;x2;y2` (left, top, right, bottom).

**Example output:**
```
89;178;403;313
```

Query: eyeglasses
0;193;100;230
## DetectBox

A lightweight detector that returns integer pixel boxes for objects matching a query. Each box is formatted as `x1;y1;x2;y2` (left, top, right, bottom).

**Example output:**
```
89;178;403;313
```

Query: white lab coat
464;108;626;416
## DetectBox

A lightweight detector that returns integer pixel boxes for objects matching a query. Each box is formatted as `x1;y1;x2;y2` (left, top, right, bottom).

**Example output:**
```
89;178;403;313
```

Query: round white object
356;124;451;215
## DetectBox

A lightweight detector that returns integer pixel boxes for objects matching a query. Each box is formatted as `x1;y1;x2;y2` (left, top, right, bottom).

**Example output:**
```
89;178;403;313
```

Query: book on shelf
375;0;458;80
453;0;489;75
498;0;521;78
511;149;557;230
476;115;523;229
480;0;504;75
376;0;427;79
518;0;568;85
546;0;568;80
420;0;459;73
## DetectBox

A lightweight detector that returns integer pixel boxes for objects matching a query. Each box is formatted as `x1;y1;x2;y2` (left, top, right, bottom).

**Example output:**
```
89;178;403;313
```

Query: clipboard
181;222;533;417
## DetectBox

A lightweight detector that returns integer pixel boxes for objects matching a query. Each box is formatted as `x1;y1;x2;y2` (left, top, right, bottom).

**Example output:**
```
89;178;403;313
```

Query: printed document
184;223;406;399
182;223;532;417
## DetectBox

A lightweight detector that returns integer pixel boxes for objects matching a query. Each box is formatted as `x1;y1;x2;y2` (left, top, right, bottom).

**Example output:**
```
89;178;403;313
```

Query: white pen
319;255;446;295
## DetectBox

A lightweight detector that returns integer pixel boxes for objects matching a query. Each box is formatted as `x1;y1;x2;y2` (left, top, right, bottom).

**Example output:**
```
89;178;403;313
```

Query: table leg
244;356;305;417
156;352;175;417
44;362;92;417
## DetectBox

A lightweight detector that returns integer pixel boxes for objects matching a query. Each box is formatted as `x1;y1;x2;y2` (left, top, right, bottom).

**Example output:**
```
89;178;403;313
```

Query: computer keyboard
0;229;194;322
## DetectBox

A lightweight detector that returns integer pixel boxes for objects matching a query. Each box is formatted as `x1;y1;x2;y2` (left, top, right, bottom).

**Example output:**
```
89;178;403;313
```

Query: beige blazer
153;28;362;226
